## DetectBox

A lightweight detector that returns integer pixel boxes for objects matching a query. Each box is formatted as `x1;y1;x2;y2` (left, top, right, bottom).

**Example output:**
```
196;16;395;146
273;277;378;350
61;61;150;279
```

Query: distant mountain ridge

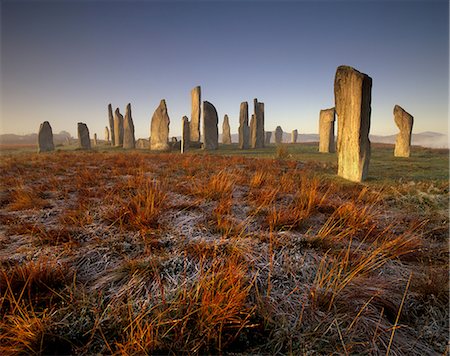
0;131;72;145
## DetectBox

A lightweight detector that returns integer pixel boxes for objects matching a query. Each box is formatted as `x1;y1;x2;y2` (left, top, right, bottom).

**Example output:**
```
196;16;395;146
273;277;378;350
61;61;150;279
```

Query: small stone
105;126;110;143
394;105;413;157
37;121;55;153
77;122;91;149
181;116;190;153
265;131;272;145
319;108;336;153
222;114;232;144
275;126;283;144
202;101;219;150
150;99;170;151
291;129;298;143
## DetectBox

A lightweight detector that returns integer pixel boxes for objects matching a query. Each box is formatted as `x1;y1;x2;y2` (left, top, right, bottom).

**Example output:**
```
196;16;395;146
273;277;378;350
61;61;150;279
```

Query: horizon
1;1;448;138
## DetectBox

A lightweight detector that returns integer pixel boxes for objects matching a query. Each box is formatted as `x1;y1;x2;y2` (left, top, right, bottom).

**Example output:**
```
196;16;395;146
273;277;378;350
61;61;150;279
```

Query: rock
114;108;124;147
251;99;265;148
105;126;110;143
150;99;170;151
93;133;98;146
108;104;115;146
334;65;372;182
77;122;91;149
37;121;55;153
275;126;283;144
239;102;250;149
250;114;256;148
202;101;219;150
123;103;136;149
265;131;272;145
136;138;149;149
222;115;232;144
291;129;298;143
319;108;336;153
394;105;413;157
190;86;201;142
181;116;190;153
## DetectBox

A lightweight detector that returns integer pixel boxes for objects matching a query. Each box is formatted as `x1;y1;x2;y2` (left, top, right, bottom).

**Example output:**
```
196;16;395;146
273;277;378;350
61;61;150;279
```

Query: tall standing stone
114;108;124;147
150;99;170;151
190;86;201;142
265;131;272;145
108;104;115;146
334;65;372;182
222;115;232;144
250;114;257;148
319;108;336;153
37;121;55;153
105;126;110;143
239;102;250;149
256;101;265;148
123;103;136;149
181;116;190;153
291;130;298;143
77;122;91;150
275;126;283;144
393;105;413;157
202;101;219;150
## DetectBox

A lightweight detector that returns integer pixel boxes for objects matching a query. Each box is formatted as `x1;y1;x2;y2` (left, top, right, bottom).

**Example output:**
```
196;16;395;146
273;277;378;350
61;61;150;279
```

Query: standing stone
319;108;336;153
123;103;136;149
77;122;91;149
37;121;55;153
202;101;219;150
114;108;124;147
93;133;98;146
275;126;283;144
190;86;201;142
108;104;115;146
136;138;149;149
334;65;372;182
256;101;265;148
394;105;414;157
222;115;232;144
291;129;298;143
181;116;190;153
150;99;170;151
250;114;257;148
265;131;272;145
238;102;250;149
105;126;110;143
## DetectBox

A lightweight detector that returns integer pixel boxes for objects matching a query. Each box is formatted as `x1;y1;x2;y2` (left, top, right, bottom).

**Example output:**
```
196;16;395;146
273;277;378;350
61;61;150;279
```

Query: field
0;143;448;355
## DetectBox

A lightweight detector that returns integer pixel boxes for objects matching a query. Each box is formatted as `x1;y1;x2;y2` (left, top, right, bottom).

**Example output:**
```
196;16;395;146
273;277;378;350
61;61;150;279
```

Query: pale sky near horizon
1;0;448;139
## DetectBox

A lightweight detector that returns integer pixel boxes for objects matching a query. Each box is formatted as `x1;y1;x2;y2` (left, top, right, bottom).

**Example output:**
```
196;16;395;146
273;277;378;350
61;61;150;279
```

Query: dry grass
0;149;447;354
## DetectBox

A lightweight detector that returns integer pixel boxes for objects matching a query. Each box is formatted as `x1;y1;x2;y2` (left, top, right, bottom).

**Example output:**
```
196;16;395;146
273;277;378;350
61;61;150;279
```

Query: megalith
319;108;336;153
108;104;115;146
291;130;298;143
202;101;219;150
250;114;256;148
93;133;98;146
393;105;413;157
190;86;201;142
105;126;110;143
275;126;283;144
37;121;55;153
150;99;170;151
334;65;372;182
77;122;91;149
114;108;124;147
222;115;232;144
265;131;272;145
251;99;265;148
123;103;136;149
239;102;250;149
181;116;190;153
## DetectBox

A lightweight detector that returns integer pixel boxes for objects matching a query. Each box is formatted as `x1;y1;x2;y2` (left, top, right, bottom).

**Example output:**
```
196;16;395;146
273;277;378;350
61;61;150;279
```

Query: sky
1;0;448;139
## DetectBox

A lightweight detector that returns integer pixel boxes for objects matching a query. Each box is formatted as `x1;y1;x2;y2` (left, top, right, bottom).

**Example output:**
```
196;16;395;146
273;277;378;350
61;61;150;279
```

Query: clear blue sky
1;0;448;138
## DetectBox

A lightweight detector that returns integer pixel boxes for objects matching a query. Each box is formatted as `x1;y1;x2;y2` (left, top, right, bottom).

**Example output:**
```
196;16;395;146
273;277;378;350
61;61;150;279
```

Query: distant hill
0;132;72;145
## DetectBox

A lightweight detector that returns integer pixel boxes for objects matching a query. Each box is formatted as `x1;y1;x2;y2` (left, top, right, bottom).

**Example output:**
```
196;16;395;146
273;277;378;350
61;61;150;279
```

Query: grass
0;142;448;354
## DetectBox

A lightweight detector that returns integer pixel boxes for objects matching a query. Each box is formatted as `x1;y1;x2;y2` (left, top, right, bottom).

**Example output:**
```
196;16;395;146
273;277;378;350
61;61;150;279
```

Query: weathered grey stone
181;116;190;153
222;115;232;144
265;131;272;145
319;108;336;153
291;129;298;143
250;114;256;148
394;105;413;157
202;101;219;150
190;86;201;142
93;133;98;146
275;126;283;144
123;103;136;149
108;104;115;146
114;108;124;147
105;126;110;143
238;102;250;149
136;138;149;149
77;122;91;149
256;101;265;148
150;99;170;151
38;121;55;153
334;65;372;182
